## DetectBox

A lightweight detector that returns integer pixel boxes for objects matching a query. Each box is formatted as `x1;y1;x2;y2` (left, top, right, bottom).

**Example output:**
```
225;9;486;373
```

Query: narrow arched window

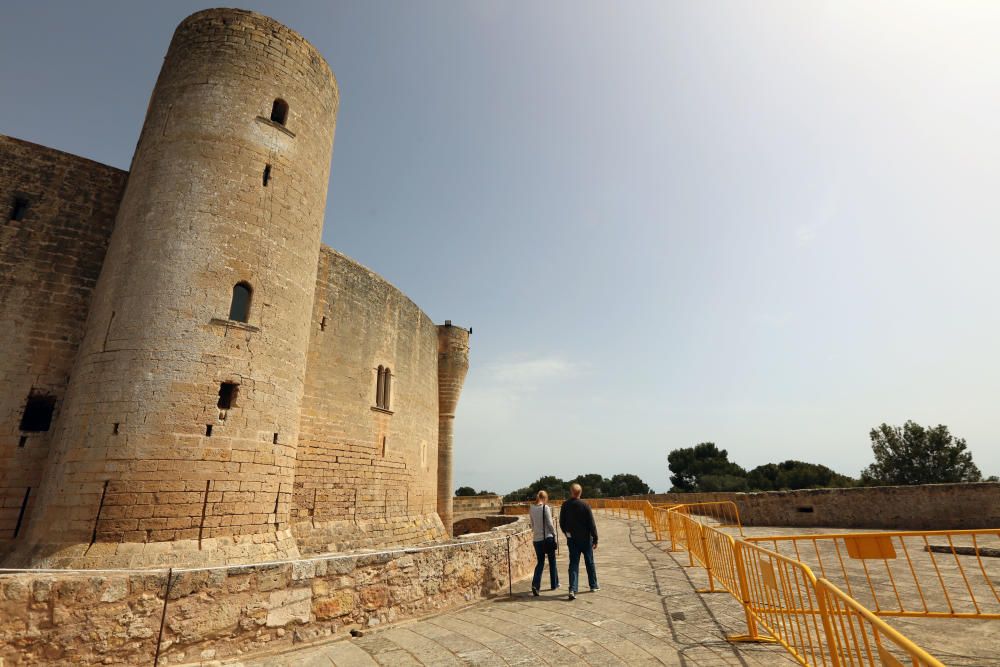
229;282;252;322
270;98;289;126
375;365;385;407
382;368;391;410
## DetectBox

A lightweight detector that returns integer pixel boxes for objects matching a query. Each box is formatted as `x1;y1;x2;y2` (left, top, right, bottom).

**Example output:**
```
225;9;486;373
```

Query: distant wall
629;482;1000;530
0;136;126;544
453;515;518;537
293;248;443;553
0;518;533;666
453;495;503;521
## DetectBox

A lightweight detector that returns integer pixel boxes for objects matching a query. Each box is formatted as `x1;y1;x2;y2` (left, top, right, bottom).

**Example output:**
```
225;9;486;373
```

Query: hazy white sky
3;1;998;492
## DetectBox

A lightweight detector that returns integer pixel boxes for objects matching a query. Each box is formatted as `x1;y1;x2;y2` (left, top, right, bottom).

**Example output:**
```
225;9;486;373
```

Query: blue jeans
567;537;598;592
532;537;559;590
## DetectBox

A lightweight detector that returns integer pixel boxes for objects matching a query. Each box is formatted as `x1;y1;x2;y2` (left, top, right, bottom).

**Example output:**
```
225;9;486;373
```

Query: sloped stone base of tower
3;529;301;570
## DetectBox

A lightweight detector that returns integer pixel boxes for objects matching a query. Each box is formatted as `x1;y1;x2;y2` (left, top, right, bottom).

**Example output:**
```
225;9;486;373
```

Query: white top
529;504;556;542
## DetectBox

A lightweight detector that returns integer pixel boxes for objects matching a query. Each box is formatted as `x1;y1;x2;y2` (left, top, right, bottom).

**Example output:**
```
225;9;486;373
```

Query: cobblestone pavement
237;516;797;666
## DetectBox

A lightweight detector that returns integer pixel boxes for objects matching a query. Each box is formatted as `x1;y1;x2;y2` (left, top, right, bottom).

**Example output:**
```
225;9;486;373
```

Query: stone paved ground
234;516;798;666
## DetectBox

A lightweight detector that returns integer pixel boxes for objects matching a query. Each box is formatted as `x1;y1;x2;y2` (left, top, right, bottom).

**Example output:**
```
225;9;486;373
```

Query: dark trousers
532;537;559;590
567;536;598;592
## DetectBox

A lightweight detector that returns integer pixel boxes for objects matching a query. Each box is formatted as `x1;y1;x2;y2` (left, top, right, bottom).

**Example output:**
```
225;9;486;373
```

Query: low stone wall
453;495;503;522
0;517;533;666
628;482;1000;530
453;515;518;537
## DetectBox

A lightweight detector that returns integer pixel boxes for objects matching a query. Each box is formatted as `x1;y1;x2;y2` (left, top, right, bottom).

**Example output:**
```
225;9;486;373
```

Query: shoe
590;586;601;592
531;587;539;597
568;591;576;600
551;585;560;591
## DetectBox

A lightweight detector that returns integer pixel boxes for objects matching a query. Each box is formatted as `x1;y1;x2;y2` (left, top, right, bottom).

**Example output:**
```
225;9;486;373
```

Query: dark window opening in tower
375;367;392;410
383;368;391;410
375;365;384;407
217;382;239;410
263;164;271;187
270;98;289;125
273;432;279;444
205;424;213;437
229;282;252;322
10;197;28;221
20;394;55;432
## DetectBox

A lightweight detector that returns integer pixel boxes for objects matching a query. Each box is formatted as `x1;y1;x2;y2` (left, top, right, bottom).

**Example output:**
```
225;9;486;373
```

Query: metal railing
744;529;1000;620
594;499;958;666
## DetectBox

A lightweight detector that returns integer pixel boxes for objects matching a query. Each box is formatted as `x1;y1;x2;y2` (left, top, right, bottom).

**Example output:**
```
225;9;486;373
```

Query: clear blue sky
4;2;999;492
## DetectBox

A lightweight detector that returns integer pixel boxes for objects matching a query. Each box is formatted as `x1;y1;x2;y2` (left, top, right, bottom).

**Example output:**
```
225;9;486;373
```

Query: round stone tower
436;323;471;537
17;9;338;567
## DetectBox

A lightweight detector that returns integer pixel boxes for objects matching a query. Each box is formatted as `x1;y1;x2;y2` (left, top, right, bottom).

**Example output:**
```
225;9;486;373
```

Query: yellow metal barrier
672;501;745;536
817;579;946;667
745;529;1000;620
593;500;961;666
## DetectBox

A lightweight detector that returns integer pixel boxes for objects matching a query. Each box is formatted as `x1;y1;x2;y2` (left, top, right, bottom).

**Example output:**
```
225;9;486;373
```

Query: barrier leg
695;530;723;594
726;541;777;644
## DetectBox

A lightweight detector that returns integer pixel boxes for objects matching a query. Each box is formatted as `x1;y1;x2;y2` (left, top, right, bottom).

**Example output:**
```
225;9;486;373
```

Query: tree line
498;473;652;502
668;420;995;493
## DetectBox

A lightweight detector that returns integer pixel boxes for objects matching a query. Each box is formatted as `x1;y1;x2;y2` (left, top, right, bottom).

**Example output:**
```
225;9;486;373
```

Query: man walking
558;483;599;600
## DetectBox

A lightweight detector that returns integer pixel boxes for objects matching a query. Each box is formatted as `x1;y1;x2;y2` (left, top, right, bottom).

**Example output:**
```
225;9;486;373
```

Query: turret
15;9;338;567
436;322;470;536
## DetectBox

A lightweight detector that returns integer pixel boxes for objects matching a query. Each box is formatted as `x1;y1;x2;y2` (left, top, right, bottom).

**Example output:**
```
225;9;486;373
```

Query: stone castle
0;8;470;569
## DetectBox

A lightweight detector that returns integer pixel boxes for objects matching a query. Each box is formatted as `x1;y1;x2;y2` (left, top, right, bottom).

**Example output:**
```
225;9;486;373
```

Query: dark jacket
559;497;598;546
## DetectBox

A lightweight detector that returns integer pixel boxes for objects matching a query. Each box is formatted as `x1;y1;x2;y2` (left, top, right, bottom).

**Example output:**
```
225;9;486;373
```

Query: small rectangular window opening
10;197;28;221
113;423;120;435
206;424;213;437
796;506;815;513
320;316;326;331
20;394;55;432
380;436;387;457
217;382;239;410
263;164;271;187
273;432;279;444
18;436;28;448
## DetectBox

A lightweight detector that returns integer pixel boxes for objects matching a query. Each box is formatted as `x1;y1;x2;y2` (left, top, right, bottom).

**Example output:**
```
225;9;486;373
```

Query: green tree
668;443;747;492
569;473;607;498
504;475;568;501
606;473;652;496
455;486;477;496
860;421;982;485
747;461;855;491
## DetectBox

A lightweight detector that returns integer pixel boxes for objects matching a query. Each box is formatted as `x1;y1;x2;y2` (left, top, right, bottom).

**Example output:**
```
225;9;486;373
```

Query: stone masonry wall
293;248;444;554
16;8;338;568
453;494;503;522
0;136;126;546
628;482;1000;530
0;518;533;666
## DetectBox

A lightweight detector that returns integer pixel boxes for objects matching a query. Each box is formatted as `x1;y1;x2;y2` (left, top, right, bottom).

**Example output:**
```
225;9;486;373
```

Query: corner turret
436;321;470;536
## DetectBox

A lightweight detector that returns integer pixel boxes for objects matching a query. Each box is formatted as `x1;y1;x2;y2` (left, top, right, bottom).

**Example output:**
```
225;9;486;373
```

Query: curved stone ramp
231;516;796;666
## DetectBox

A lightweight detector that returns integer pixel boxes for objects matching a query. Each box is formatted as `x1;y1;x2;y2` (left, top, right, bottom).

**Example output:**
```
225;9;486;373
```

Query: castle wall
627;481;1000;530
0;518;534;666
292;248;444;553
453;494;504;521
0;136;126;543
16;9;338;568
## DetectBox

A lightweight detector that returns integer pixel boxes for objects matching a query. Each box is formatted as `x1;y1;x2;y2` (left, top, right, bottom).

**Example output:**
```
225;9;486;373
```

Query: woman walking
529;490;559;595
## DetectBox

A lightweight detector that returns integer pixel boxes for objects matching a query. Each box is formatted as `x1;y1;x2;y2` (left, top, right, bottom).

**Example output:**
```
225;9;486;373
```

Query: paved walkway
238;516;797;666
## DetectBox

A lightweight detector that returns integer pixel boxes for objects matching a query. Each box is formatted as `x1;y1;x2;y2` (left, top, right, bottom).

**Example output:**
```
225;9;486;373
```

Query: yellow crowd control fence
744;529;1000;620
592;499;960;667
